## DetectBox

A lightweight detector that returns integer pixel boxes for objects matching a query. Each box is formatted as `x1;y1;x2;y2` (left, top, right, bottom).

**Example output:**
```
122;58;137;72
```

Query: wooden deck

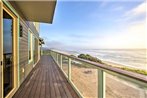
13;56;79;98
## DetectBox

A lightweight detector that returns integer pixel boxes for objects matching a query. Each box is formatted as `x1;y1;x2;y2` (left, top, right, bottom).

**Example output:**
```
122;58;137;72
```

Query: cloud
99;1;108;7
44;40;81;50
44;20;146;50
124;2;146;20
75;20;146;49
68;33;100;39
127;21;145;34
97;21;146;49
44;40;66;49
115;2;146;25
112;6;124;11
41;1;146;50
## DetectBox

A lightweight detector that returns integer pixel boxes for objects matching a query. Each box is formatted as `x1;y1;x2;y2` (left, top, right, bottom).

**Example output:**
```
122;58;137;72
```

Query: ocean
63;49;147;70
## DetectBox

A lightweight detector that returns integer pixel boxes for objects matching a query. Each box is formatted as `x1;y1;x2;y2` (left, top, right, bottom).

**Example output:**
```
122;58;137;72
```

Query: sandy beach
62;60;147;98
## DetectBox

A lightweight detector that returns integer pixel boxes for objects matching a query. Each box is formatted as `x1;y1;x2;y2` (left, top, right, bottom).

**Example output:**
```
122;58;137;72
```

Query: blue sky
40;0;146;50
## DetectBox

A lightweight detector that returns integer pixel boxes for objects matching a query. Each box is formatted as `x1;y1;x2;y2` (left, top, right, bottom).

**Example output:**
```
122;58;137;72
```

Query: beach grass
120;67;147;75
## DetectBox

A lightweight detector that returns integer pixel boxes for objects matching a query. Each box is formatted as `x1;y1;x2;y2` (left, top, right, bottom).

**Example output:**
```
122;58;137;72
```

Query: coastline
63;50;147;75
65;49;147;70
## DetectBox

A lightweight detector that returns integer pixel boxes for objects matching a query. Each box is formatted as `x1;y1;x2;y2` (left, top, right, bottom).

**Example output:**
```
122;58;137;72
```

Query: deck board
13;56;79;98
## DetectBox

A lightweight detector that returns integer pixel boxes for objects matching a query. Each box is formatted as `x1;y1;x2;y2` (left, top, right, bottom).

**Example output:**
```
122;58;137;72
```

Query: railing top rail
50;50;147;83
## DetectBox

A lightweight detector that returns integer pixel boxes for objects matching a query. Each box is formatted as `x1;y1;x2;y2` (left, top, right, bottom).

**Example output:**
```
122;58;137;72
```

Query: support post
98;70;105;98
60;55;62;69
54;52;55;61
68;58;71;81
53;52;55;60
56;54;58;64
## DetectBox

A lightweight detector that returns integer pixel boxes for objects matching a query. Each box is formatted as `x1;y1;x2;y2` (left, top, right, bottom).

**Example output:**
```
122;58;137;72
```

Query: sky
40;0;146;50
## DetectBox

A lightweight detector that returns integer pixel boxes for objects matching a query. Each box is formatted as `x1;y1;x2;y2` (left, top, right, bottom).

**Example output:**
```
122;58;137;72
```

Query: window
28;30;33;62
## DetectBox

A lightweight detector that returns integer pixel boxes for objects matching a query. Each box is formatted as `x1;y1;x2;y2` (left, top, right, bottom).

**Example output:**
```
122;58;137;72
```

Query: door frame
0;0;3;98
1;1;19;98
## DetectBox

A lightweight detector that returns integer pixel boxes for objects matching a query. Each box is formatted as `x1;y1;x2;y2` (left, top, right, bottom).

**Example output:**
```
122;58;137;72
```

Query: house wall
0;1;41;98
19;18;40;84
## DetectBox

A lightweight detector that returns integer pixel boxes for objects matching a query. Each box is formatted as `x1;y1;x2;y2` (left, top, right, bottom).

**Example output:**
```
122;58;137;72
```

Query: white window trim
28;29;33;63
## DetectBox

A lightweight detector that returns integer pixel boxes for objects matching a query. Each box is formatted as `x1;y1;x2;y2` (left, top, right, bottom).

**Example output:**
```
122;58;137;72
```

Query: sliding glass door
0;2;18;98
3;9;14;97
0;1;2;98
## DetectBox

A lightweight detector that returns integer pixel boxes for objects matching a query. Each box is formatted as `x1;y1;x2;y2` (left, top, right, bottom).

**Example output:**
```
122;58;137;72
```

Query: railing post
140;88;146;98
98;70;105;98
52;52;53;58
56;53;58;65
55;52;57;63
68;58;71;81
58;54;60;66
50;51;52;56
53;52;55;60
54;52;56;61
53;52;54;60
60;55;62;69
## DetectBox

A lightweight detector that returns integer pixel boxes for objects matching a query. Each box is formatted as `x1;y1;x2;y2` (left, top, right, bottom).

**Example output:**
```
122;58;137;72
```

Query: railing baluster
68;58;71;81
54;52;56;60
55;53;57;63
57;54;58;65
54;52;55;61
140;88;146;98
98;69;105;98
50;51;52;56
53;52;55;60
52;52;54;59
60;55;62;69
58;54;61;67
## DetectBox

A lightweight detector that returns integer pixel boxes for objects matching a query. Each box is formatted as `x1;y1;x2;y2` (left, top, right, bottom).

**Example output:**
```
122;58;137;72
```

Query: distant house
0;0;56;98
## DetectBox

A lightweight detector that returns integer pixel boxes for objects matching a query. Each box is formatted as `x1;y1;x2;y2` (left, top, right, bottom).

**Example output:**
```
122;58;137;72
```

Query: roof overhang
9;0;56;23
